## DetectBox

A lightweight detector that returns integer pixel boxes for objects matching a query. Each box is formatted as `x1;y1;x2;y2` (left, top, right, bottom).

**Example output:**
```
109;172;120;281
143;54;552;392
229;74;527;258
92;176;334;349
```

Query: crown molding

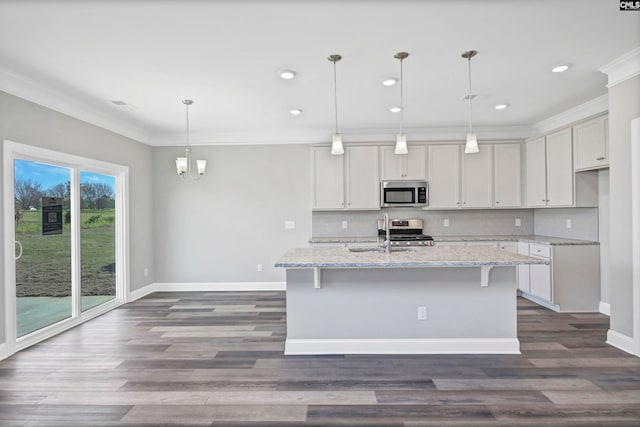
151;125;532;147
598;47;640;88
532;94;609;136
0;66;153;145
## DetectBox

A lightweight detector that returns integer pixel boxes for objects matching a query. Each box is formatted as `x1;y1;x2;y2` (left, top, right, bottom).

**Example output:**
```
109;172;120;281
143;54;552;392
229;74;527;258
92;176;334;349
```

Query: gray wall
152;145;311;283
598;169;610;305
608;75;640;337
0;91;154;345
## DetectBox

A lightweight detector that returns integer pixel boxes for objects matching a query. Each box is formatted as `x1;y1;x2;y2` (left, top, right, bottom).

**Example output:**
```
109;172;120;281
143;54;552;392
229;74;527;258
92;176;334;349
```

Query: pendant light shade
328;54;344;156
462;50;479;154
175;99;207;180
394;52;409;155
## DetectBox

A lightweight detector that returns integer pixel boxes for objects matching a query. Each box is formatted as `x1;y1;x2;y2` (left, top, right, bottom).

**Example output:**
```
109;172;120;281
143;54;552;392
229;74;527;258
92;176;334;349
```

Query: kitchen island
275;245;548;355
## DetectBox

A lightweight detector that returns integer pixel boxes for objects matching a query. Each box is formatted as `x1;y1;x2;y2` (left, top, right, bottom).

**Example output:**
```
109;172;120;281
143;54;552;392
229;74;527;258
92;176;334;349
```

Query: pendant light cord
467;56;473;132
333;60;338;135
400;57;404;134
185;102;191;146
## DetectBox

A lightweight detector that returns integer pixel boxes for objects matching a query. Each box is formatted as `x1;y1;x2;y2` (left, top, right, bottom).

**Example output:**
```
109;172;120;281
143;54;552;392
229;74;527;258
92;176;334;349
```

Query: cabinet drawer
529;244;550;259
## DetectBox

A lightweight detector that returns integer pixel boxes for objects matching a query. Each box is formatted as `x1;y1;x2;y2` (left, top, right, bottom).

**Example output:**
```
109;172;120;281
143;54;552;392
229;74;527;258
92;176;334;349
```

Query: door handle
14;240;23;260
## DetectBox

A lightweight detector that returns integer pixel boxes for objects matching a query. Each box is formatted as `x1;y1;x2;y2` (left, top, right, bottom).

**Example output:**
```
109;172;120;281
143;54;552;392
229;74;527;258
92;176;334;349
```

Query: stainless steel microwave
380;180;429;208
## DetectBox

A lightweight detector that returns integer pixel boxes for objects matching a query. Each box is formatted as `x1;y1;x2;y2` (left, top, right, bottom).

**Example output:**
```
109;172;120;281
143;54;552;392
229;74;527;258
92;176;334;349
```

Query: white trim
631;117;640;356
599;301;611;316
607;329;637;356
532;95;609;136
0;66;151;144
598;47;640;88
0;343;8;361
519;292;562;312
127;283;156;302
152;282;286;292
285;338;520;355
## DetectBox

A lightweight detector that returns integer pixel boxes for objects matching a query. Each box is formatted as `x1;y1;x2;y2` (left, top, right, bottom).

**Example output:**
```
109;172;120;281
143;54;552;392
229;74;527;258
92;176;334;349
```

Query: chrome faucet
382;213;391;254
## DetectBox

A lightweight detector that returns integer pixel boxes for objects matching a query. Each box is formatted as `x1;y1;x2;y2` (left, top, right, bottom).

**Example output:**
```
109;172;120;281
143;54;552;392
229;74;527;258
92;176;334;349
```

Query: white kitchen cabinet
428;145;461;208
525;130;574;208
461;144;492;208
345;146;380;209
545;128;574;207
311;146;379;211
494;144;522;208
380;145;426;181
311;147;344;209
519;242;600;312
517;242;530;293
573;115;608;171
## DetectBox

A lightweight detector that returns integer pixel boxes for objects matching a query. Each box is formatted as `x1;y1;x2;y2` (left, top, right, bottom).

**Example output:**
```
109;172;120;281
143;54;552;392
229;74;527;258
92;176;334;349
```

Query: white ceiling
0;0;638;146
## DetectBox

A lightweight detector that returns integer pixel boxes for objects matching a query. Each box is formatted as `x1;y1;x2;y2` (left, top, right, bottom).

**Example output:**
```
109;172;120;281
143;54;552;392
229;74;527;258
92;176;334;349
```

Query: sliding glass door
3;140;128;353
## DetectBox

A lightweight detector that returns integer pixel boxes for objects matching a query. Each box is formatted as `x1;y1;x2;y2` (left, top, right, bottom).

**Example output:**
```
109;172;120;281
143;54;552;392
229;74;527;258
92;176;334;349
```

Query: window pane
80;171;116;311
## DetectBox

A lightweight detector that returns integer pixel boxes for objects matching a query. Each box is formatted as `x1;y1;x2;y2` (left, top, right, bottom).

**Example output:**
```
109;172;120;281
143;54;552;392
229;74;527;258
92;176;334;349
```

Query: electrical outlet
417;306;428;321
515;218;521;227
257;264;263;272
342;220;348;229
444;219;450;227
566;219;572;229
143;267;149;277
285;220;295;229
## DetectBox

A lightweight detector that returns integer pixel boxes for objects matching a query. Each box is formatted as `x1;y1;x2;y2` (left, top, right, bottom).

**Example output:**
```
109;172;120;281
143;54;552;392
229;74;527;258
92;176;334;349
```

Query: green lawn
15;209;116;336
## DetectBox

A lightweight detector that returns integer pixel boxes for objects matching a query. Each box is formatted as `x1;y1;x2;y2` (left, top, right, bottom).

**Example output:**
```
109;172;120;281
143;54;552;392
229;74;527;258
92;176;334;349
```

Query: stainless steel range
377;218;435;246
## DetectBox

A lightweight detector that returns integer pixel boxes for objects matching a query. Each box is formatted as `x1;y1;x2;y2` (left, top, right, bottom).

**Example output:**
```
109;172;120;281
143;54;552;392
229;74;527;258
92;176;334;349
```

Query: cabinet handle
463;201;466;205
597;157;605;161
496;201;500;204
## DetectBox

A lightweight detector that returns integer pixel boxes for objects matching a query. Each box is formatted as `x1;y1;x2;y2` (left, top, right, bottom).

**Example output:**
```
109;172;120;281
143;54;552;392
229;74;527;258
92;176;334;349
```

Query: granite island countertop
308;235;599;246
275;245;550;269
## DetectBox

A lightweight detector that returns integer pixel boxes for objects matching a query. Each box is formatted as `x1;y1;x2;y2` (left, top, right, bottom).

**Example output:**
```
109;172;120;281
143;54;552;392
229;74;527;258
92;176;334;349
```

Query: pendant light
462;50;479;154
328;54;344;155
394;52;409;155
175;99;207;180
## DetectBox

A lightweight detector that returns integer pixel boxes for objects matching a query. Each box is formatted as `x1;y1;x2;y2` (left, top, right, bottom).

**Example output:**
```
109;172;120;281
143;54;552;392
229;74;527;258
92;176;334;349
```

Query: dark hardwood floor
1;292;639;426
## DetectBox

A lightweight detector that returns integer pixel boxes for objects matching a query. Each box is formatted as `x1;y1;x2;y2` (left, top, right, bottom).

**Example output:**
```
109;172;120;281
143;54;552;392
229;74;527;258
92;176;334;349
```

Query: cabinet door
525;137;547;207
379;146;405;180
573;115;608;170
530;264;552;302
517;242;530;293
428;145;461;208
311;147;344;209
546;128;574;207
461;144;492;208
345;146;380;210
404;145;427;180
499;242;518;253
494;144;522;208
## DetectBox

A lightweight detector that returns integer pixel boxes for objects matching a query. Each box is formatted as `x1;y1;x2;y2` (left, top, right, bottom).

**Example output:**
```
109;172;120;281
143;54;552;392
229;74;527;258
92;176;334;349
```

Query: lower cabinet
518;242;600;312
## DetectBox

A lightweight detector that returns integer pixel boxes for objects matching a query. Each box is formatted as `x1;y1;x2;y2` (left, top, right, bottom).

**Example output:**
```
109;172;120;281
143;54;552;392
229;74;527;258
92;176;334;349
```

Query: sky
14;159;115;192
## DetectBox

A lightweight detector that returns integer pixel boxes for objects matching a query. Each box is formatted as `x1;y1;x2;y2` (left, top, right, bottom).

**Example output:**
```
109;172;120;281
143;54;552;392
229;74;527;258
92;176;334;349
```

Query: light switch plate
515;218;521;227
566;219;572;229
285;220;296;229
444;219;450;227
342;220;348;229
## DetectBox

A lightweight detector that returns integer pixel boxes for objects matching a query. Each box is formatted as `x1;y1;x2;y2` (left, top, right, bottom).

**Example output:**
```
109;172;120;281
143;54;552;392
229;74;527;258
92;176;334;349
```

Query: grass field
15;209;116;298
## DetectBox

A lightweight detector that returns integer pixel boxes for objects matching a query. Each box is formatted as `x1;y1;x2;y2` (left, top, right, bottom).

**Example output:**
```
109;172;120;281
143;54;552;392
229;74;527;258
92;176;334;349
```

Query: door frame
2;140;129;357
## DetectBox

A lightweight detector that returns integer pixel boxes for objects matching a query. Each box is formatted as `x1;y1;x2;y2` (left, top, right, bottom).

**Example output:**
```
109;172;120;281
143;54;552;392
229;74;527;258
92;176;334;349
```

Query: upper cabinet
461;144;493;208
525;130;574;208
380;145;426;181
494;144;522;208
311;146;380;211
573;115;609;171
428;145;461;208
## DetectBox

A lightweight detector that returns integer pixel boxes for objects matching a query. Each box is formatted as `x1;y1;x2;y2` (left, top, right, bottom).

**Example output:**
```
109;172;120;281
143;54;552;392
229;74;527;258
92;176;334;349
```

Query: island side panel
285;266;518;354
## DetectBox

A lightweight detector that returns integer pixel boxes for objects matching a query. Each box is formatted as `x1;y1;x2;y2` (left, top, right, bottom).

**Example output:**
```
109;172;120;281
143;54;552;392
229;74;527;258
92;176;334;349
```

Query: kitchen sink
348;247;416;253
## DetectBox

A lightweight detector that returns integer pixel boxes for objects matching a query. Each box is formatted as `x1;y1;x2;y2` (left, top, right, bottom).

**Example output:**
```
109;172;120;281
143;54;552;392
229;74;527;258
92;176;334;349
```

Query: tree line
14;179;115;210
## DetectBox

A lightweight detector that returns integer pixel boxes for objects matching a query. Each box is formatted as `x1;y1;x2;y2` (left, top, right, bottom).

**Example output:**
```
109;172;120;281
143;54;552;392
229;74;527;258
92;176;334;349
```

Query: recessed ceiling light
290;108;302;115
280;69;297;79
383;78;398;86
390;106;402;113
552;65;569;73
495;104;508;110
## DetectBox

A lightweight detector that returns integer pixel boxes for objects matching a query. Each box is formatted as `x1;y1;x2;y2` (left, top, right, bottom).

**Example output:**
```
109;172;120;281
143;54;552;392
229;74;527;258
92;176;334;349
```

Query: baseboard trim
127;282;287;301
606;329;637;356
599;301;611;316
0;343;8;362
284;338;520;355
519;292;561;312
